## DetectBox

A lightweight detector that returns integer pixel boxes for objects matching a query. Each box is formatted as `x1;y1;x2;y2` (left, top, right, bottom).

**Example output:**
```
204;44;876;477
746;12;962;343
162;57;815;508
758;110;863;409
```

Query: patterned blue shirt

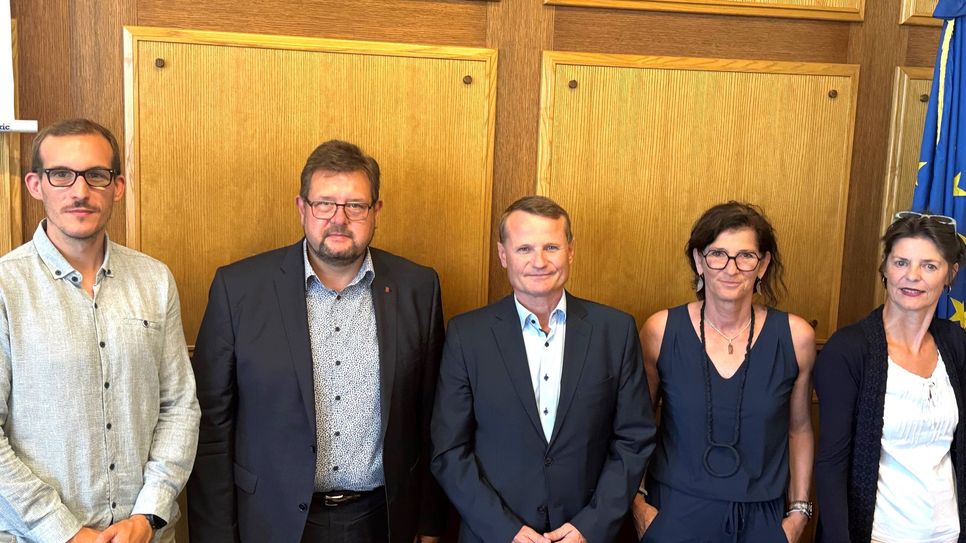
303;243;383;491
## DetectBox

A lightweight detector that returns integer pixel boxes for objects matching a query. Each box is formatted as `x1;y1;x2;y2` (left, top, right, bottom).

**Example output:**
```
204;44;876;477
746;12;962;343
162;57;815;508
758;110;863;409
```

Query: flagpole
0;0;36;133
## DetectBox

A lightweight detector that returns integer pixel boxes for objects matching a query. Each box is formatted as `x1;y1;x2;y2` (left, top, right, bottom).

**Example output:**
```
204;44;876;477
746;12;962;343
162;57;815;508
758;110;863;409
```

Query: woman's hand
780;513;808;543
631;494;659;539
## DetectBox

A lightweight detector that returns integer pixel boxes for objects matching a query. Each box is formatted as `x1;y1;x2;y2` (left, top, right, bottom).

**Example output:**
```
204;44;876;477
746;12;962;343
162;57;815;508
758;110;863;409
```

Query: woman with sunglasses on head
632;202;816;543
814;211;966;543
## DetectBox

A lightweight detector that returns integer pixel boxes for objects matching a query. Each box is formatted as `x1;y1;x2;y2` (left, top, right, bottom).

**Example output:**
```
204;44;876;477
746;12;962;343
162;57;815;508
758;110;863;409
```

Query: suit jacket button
544;457;552;466
299;503;307;512
537;505;547;513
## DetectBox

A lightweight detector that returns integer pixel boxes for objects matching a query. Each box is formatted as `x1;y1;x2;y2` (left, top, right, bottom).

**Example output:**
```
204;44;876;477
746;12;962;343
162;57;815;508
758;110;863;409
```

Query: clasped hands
513;522;586;543
68;515;153;543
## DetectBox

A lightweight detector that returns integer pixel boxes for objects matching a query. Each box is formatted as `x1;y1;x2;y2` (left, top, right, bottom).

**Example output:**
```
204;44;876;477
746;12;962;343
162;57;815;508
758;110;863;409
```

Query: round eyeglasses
701;249;762;272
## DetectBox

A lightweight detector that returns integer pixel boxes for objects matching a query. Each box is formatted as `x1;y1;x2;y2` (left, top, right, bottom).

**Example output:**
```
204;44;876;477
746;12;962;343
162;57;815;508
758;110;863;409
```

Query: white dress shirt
514;294;567;441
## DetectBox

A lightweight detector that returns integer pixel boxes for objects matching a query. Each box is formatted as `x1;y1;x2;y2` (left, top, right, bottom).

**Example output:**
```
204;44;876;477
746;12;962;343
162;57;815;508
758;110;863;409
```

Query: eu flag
913;0;966;327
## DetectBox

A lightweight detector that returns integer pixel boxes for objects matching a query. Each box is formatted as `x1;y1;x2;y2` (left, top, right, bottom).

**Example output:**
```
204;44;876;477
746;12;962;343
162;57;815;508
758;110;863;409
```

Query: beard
309;225;369;266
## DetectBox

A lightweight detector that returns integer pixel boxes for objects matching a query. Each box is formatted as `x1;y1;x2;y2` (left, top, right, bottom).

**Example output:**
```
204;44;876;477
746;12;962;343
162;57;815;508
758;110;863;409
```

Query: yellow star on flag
951;297;966;330
955;172;966;196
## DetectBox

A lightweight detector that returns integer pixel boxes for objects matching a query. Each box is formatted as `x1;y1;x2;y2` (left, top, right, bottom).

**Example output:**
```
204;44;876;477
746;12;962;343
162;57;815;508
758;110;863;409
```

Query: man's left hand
544;523;586;543
415;537;440;543
94;515;153;543
780;514;808;543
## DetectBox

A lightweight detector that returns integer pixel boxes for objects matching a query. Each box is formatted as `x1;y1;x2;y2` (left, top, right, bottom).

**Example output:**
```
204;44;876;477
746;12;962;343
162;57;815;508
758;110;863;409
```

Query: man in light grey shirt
0;119;200;543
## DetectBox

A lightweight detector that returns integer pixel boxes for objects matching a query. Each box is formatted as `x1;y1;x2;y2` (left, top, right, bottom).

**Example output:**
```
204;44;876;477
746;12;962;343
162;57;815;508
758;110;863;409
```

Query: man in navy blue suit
431;195;656;543
188;140;445;543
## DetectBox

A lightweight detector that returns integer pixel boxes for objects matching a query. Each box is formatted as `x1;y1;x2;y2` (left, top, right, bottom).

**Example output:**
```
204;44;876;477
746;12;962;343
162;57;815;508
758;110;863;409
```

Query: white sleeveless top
871;353;960;543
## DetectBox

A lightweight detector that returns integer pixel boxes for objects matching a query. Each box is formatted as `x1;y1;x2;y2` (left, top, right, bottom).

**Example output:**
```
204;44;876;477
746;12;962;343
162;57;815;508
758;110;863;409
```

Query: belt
317;487;382;507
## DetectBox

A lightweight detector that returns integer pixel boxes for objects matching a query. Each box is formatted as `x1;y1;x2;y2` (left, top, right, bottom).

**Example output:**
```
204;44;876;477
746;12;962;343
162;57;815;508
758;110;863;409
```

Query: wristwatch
785;501;813;520
141;514;167;530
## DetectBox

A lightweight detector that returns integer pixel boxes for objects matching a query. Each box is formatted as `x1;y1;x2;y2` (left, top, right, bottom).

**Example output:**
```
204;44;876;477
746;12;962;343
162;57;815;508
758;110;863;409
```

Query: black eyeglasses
40;167;117;188
303;198;373;221
702;249;762;272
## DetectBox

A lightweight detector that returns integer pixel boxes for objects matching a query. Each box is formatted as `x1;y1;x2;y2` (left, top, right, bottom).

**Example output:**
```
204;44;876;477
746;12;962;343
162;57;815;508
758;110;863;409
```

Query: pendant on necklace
727;342;734;355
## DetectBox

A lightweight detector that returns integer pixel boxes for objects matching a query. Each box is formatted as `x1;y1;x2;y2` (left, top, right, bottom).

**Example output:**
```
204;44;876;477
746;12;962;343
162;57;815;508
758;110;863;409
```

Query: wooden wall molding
901;0;941;26
539;51;859;343
545;0;864;22
877;66;933;304
124;26;497;343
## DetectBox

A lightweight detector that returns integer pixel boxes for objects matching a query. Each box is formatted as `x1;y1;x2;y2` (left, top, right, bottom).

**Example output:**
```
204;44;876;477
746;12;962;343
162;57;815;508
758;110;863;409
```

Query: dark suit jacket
431;293;656;543
187;241;446;543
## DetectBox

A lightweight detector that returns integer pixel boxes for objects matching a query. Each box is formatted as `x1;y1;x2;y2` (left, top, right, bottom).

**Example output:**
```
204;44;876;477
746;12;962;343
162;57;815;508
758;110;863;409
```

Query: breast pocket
119;316;164;368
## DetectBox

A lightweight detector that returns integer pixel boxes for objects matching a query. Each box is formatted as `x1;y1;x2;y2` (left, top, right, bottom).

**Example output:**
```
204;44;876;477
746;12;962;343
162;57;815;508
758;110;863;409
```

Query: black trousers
300;489;389;543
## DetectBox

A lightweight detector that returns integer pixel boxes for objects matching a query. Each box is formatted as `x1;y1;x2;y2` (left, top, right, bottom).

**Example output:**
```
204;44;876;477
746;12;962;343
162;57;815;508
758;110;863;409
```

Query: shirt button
111;502;116;509
543;374;549;381
70;277;79;283
544;342;549;347
336;295;342;301
109;463;115;470
335;361;341;366
299;503;307;512
142;320;148;327
106;423;112;430
543;408;548;415
332;466;339;471
311;445;317;454
104;382;110;389
334;326;341;332
55;270;62;276
94;303;98;309
334;431;341;436
335;395;341;401
99;341;105;348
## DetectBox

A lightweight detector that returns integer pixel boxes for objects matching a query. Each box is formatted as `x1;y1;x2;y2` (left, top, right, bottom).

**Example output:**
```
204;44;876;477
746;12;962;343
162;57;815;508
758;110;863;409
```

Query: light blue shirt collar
514;292;568;332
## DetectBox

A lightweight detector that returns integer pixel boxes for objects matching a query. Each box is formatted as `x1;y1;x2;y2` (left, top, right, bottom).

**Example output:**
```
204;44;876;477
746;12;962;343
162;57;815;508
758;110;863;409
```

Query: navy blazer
431;293;656;543
187;241;446;542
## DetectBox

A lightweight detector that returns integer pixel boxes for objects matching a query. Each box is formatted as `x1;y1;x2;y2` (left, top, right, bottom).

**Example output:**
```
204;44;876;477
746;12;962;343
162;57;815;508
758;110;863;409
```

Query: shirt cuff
28;503;82;543
132;484;177;522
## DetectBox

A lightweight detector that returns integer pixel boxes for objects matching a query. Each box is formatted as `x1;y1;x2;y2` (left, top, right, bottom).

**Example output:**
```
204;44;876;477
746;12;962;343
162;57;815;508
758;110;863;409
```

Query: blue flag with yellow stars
914;0;966;328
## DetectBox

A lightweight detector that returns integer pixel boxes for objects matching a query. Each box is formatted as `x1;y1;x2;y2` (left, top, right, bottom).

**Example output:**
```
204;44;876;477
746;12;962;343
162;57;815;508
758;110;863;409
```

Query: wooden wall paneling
539;52;859;343
10;1;70;241
10;1;135;245
553;7;851;64
484;0;555;301
838;0;907;327
907;25;943;66
137;0;488;48
1;19;21;255
545;0;863;22
125;27;497;345
70;0;137;246
901;0;941;26
877;67;933;305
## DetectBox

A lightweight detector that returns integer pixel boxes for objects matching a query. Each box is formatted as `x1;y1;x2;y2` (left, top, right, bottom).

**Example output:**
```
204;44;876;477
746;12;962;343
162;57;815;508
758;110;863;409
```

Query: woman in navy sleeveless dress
632;202;816;543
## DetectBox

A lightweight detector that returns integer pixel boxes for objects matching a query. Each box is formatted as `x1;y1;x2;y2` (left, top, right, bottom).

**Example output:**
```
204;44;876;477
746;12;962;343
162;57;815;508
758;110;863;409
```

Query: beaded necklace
699;301;755;478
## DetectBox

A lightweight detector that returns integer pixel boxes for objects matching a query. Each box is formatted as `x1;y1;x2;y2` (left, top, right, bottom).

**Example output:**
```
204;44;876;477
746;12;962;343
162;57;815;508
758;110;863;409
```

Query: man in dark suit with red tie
431;195;657;543
188;140;445;543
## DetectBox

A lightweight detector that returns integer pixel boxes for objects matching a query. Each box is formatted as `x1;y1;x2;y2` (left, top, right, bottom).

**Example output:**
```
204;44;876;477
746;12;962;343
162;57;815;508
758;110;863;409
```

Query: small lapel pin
385;286;391;293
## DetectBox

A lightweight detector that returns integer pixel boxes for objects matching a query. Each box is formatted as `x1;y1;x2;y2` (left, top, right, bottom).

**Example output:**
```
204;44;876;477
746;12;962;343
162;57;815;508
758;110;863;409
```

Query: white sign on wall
1;0;36;133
